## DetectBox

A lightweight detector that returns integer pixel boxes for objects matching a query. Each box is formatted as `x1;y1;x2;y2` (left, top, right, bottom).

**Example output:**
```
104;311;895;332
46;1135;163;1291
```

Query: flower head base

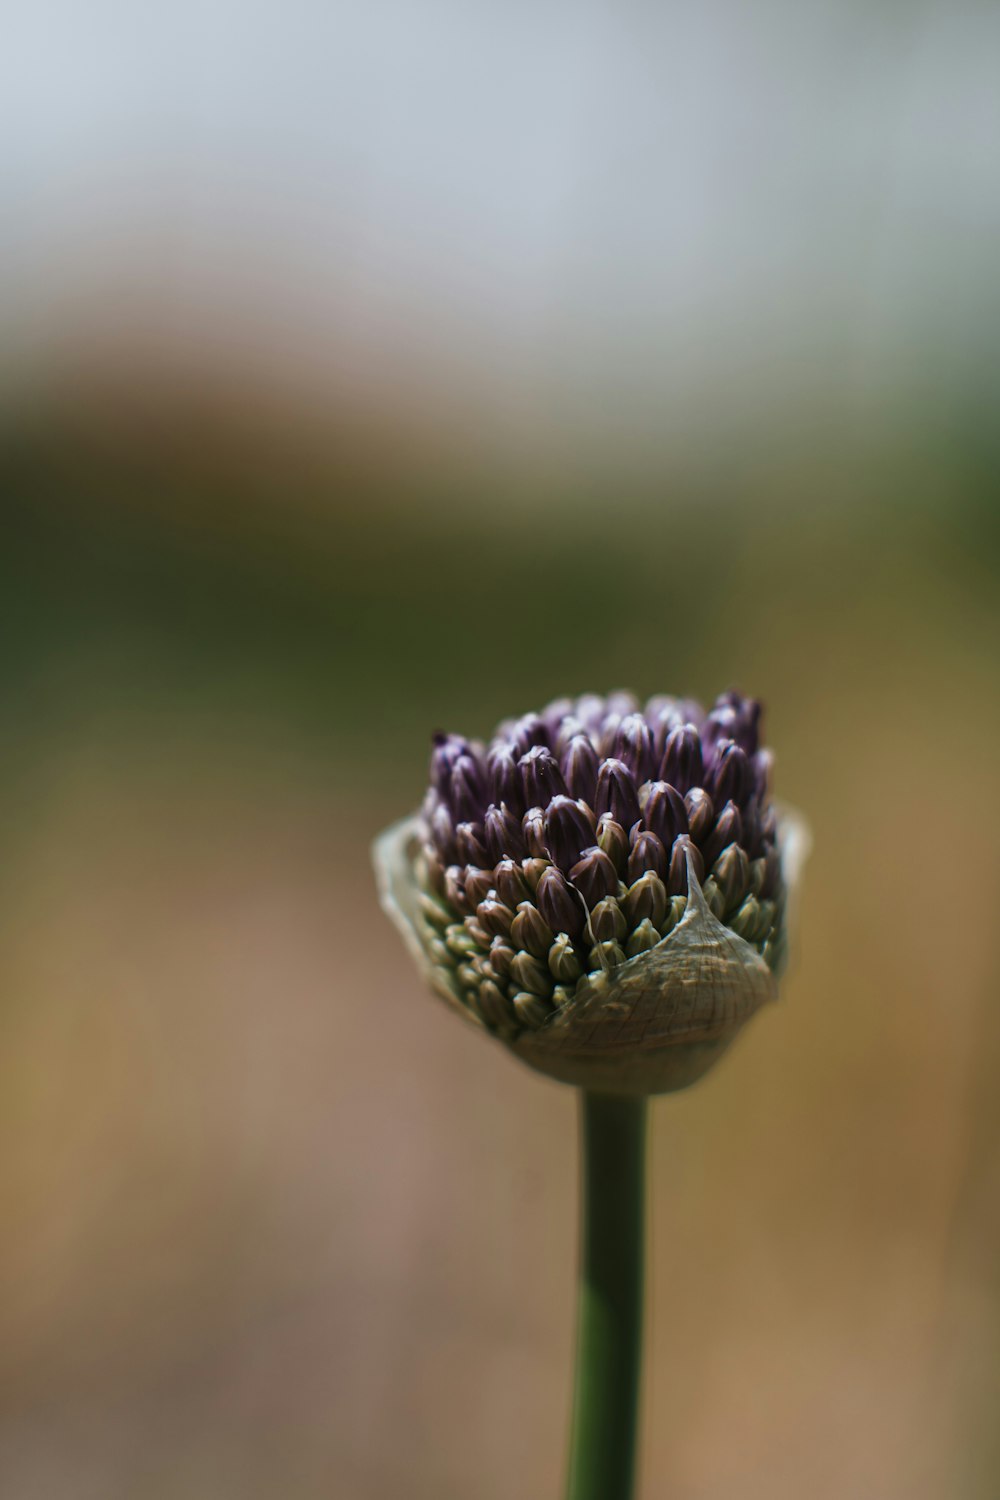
374;691;809;1095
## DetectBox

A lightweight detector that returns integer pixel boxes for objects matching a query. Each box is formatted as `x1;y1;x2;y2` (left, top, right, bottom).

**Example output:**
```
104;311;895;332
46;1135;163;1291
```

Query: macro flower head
375;690;808;1094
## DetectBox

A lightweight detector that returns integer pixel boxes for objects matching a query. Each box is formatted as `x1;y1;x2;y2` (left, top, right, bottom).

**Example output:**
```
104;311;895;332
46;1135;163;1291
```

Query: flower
373;690;809;1095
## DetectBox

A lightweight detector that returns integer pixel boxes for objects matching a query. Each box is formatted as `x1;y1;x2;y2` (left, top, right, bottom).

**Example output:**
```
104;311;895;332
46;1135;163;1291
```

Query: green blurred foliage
2;405;996;788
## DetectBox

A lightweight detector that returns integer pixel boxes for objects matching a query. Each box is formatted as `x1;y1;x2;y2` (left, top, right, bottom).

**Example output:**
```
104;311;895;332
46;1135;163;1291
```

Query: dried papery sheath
374;690;809;1096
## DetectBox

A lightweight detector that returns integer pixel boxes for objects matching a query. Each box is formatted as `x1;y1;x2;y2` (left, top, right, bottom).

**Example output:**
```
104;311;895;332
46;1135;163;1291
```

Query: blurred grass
0;397;999;1498
2;398;996;775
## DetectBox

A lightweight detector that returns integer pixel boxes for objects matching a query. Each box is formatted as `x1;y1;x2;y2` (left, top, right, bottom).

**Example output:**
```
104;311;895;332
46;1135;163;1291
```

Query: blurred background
2;1;999;1496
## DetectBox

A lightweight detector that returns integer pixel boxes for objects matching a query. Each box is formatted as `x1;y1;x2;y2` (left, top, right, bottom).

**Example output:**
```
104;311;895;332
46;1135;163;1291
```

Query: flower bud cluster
416;690;786;1039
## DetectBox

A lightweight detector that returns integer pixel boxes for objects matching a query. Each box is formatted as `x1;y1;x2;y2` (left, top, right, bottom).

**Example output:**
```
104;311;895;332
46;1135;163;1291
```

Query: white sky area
2;0;999;456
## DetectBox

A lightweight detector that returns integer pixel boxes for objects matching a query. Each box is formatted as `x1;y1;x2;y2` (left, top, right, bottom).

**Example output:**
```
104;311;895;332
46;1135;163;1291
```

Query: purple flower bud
596;814;629;875
710;742;751;809
477;979;516;1030
741;802;762;859
378;683;803;1080
573;694;607;735
488;936;515;978
554;715;587;756
522;806;548;858
752;749;773;802
513;992;557;1030
682;697;706;726
648;696;704;751
450;755;486;823
595;758;641;831
430;733;471;799
537;865;587;940
588;939;627;972
495;857;531;909
606;690;639;719
627;830;667;883
598;716;623;758
684;788;715;844
548;932;583;983
659;725;704;793
643;782;689;848
612;713;654;783
540;697;574;737
702;800;743;866
509;950;553;997
569;846;620;908
713;691;761;754
759;845;781;899
416;689;784;981
646;695;682;750
544;795;596;873
700;695;760;763
485;802;526;863
521;856;550;892
478;897;515;939
456;821;488;868
444;864;471;914
644;694;678;718
712;844;750;913
428;799;458;864
702;705;740;753
488;745;525;816
626;918;660;957
667;835;704;897
511;901;555;959
509;713;549;757
587;897;628;945
463;921;490;956
464;867;495;907
561;734;600;805
623;872;668;930
520;746;569;808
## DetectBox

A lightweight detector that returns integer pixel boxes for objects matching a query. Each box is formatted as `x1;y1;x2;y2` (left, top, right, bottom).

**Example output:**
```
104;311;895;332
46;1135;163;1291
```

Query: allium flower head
374;690;808;1095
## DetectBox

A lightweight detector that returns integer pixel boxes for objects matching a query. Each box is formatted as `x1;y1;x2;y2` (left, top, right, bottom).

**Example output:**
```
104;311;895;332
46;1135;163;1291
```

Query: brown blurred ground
0;399;998;1499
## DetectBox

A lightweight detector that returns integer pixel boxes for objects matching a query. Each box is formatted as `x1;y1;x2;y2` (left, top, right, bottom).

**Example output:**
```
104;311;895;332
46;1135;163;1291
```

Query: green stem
565;1091;648;1500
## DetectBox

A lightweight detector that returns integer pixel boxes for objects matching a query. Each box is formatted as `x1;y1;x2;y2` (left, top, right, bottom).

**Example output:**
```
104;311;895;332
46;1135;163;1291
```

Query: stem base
565;1091;647;1500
